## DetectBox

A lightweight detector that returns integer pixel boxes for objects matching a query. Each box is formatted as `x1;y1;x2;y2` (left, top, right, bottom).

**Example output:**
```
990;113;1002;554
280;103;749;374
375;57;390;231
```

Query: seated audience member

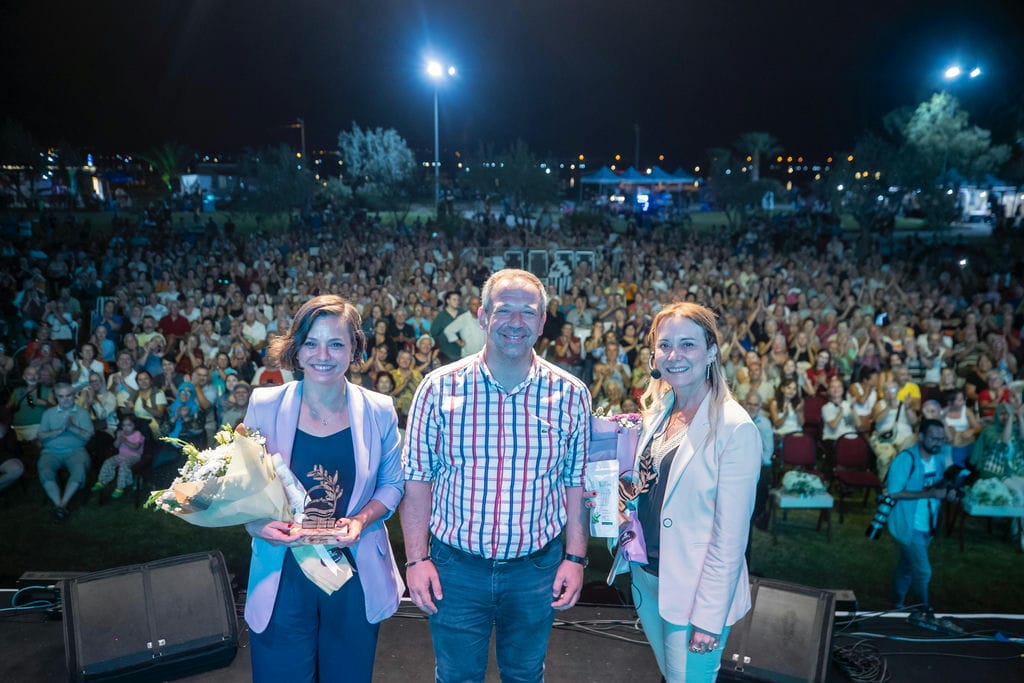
251;347;295;387
413;334;441;375
942;389;981;467
894;364;922;413
592;374;627;414
803;348;837;397
550;322;583;375
0;410;24;494
969;402;1024;479
769;377;804;447
68;342;106;388
389;350;423;428
821;376;858;456
847;368;880;432
7;366;54;444
157;300;191;347
920;399;943;422
133;370;167;436
219;381;250;430
176;332;205;376
79;372;119;435
91;325;116;364
164;382;206;448
745;392;775;534
978;370;1012;421
38;383;94;520
91;415;148;498
107;351;139;410
870;380;918;482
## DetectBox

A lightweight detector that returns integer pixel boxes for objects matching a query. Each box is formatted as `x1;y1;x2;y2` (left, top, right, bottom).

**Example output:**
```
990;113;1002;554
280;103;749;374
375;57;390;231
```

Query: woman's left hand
688;630;720;655
331;517;364;547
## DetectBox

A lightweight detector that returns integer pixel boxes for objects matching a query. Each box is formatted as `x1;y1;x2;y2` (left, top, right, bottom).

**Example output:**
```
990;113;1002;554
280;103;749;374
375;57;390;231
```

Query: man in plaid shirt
400;269;592;683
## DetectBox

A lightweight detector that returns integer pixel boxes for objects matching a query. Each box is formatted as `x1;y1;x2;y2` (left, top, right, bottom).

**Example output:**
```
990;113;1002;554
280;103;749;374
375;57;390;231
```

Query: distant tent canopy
579;166;621;185
581;165;697;188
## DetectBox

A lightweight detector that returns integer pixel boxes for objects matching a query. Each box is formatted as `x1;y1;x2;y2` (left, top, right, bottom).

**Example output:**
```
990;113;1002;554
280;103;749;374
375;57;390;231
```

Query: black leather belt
431;537;559;565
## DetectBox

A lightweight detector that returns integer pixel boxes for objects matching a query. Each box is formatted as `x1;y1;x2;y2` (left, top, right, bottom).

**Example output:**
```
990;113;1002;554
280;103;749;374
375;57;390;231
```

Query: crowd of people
2;206;1023;512
2;204;1024;680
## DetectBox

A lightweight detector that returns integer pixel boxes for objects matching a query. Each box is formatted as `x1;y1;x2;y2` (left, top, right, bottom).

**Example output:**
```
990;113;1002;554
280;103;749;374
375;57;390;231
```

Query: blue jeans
892;530;932;609
429;538;562;683
250;552;379;683
631;565;731;682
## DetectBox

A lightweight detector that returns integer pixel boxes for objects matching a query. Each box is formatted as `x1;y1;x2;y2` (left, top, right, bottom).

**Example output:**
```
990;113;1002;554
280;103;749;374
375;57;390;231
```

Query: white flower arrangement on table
966;478;1012;507
782;470;827;497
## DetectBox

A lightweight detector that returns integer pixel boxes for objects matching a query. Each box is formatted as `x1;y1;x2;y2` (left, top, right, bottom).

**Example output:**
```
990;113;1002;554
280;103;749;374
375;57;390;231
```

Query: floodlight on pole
969;67;982;78
944;65;962;80
426;59;456;216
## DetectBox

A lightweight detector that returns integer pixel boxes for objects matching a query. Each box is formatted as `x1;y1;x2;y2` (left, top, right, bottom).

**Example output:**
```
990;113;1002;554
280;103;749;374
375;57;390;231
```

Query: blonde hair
641;302;732;442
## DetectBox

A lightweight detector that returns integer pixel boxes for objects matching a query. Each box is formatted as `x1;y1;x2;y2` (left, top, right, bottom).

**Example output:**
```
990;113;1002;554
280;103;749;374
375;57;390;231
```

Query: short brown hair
268;295;365;371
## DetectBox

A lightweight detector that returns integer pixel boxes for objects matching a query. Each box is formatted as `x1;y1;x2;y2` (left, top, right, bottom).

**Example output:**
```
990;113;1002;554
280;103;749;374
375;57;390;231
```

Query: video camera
866;465;975;539
933;464;975;501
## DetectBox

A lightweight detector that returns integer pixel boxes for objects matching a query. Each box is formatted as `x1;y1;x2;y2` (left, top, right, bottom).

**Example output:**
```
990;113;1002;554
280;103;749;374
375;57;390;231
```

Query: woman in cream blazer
622;302;761;682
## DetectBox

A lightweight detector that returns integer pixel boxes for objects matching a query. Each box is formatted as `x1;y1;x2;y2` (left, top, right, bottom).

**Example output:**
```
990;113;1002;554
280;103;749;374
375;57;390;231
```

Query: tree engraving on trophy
302;465;342;529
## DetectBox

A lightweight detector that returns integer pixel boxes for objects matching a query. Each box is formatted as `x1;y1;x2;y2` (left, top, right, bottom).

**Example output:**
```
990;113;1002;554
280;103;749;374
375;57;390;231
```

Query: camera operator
886;418;956;611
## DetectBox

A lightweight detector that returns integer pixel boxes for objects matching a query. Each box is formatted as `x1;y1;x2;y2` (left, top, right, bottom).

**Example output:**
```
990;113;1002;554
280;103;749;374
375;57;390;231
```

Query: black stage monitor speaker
62;551;238;682
719;577;835;683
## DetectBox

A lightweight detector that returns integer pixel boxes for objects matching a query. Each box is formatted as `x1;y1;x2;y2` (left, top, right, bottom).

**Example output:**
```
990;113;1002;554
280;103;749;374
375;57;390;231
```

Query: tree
0;118;44;206
705;147;785;230
903;92;1010;183
239;144;318;215
735;131;782;183
337;123;416;225
141;143;194;193
900;93;1010;230
822;135;899;238
463;139;558;226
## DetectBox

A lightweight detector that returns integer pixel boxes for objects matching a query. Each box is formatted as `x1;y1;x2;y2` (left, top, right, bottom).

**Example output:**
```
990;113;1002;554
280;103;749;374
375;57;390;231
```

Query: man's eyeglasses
57;393;75;399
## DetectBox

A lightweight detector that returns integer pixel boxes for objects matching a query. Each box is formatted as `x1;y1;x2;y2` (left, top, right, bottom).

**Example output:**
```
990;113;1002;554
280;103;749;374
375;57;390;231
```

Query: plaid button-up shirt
403;353;591;560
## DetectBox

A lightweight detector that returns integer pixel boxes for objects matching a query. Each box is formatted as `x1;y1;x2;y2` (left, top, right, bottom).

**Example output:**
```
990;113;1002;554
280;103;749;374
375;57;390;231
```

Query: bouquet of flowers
590;410;647;581
147;425;291;526
147;425;352;595
782;470;827;496
966;478;1012;507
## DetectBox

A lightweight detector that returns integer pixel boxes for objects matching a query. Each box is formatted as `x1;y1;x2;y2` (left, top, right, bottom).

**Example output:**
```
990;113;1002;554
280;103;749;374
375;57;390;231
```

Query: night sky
2;0;1022;166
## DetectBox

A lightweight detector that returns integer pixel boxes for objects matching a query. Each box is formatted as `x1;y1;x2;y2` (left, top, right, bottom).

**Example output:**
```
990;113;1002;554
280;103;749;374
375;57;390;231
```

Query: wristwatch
564;553;589;568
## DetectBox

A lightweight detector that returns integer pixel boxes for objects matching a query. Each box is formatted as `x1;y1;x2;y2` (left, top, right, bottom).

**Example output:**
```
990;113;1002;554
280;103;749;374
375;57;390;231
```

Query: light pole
427;59;456;216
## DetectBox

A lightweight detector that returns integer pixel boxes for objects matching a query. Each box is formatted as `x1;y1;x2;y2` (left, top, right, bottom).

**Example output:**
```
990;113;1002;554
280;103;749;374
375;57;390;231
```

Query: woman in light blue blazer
243;295;404;683
624;302;761;681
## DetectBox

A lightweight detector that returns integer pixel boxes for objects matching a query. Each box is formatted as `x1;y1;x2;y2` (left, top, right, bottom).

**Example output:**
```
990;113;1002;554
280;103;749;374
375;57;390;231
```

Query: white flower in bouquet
782;470;826;496
967;478;1012;507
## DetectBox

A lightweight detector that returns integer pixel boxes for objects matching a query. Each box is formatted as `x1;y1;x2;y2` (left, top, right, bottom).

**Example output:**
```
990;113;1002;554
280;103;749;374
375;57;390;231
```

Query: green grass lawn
2;481;1019;614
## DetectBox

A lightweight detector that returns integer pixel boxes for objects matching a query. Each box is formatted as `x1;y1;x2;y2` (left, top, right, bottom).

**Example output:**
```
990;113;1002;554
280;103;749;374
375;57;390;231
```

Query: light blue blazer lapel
345;383;373;516
660;394;712;503
273;381;302;467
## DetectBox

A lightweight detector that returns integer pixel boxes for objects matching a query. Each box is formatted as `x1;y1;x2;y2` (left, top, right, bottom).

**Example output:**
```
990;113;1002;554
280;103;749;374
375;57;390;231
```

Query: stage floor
2;595;1022;682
